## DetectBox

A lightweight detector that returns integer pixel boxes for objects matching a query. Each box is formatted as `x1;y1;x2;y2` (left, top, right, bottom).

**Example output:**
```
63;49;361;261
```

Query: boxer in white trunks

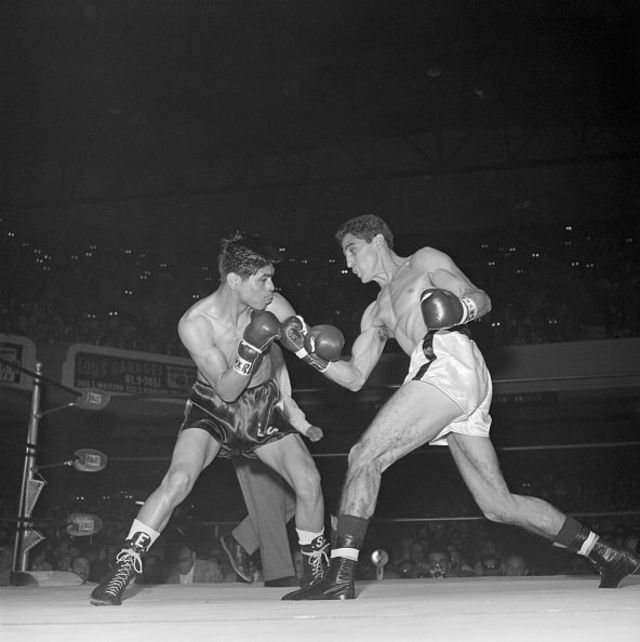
280;214;640;600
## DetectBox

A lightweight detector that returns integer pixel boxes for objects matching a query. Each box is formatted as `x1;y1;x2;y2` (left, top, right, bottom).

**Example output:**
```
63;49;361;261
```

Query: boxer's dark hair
218;231;280;279
335;214;394;249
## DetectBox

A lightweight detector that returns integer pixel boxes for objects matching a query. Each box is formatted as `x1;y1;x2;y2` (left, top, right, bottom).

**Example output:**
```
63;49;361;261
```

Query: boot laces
105;548;143;596
303;543;329;580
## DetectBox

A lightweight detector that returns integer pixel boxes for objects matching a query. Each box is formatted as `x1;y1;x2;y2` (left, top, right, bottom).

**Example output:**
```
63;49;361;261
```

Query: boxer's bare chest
373;263;434;352
202;310;274;382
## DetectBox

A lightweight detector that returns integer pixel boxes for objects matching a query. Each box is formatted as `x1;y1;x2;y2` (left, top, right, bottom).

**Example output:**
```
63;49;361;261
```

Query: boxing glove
420;288;477;330
304;324;344;361
280;316;344;372
233;310;281;376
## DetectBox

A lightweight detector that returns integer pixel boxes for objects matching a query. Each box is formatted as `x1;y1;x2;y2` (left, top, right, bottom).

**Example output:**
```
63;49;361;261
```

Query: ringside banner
0;333;37;390
62;343;197;396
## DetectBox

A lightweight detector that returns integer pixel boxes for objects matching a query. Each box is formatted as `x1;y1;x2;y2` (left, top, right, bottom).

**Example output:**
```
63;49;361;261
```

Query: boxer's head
218;231;279;280
335;214;394;249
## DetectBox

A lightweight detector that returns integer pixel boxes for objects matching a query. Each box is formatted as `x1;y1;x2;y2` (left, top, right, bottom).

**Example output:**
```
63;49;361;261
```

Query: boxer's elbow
217;380;243;404
344;379;364;393
484;293;492;316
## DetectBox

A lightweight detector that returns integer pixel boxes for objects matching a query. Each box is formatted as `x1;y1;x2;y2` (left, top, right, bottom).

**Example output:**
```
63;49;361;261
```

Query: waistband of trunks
426;324;470;339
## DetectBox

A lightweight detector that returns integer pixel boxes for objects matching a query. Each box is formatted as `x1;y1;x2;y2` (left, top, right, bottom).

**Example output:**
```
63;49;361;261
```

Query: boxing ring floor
1;576;639;642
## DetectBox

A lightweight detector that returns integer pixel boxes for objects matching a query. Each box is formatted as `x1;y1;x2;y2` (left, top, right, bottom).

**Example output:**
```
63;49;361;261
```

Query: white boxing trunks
404;329;493;446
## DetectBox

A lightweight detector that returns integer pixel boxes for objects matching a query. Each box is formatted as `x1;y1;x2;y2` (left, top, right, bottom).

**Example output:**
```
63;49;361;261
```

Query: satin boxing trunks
404;327;493;446
179;378;298;458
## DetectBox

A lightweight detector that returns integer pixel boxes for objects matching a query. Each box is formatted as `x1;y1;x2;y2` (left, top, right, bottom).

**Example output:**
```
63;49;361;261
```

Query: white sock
127;518;161;548
577;531;599;557
296;528;323;545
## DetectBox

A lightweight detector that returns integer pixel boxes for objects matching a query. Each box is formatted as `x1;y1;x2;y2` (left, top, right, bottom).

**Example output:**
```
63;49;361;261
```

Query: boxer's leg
448;433;640;588
90;428;220;605
284;381;462;600
256;434;328;589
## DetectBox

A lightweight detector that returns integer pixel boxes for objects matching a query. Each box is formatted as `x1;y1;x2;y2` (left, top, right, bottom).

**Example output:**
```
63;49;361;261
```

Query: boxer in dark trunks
90;232;334;605
280;214;640;600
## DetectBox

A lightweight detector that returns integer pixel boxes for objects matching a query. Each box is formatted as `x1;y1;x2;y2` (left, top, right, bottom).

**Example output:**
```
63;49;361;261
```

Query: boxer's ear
372;233;388;251
227;272;241;289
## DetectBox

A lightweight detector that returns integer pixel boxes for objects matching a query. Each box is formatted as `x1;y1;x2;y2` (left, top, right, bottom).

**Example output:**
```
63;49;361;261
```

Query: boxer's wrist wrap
233;340;261;376
459;296;478;324
294;347;308;360
294;346;329;373
233;354;253;376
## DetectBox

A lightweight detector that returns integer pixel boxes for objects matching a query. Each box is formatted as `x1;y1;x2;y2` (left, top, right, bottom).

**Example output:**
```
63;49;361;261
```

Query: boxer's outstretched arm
321;302;387;392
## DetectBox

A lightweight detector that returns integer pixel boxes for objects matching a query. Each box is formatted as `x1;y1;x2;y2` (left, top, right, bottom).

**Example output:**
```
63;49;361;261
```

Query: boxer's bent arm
266;291;297;323
321;305;387;392
178;315;252;402
271;344;312;435
413;247;492;319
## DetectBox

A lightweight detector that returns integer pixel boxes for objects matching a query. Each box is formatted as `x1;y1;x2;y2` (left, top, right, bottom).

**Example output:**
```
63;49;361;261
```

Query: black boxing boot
299;534;330;588
553;517;640;589
282;533;362;601
279;534;329;599
90;532;150;605
587;540;640;588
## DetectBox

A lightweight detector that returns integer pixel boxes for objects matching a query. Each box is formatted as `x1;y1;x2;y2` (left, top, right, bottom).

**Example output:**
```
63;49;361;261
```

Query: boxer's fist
234;310;281;376
420;288;477;330
305;425;324;442
280;315;308;354
280;317;344;373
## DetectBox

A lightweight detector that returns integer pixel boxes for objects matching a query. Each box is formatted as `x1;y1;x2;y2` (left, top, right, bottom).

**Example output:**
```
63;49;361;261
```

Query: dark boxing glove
420;288;478;330
280;316;344;372
233;310;281;377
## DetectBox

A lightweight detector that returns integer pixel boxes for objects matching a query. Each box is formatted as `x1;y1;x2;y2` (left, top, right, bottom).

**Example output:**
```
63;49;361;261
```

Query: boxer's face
341;233;376;283
237;264;276;310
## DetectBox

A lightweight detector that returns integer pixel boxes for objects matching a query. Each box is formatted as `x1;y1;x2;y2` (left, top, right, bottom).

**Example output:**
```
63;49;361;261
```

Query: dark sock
336;514;369;540
553;516;597;554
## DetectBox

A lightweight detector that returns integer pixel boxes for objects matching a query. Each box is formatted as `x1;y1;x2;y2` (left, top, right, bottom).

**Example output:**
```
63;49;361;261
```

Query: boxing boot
280;534;329;599
90;532;150;605
282;533;361;601
300;533;330;588
587;539;640;588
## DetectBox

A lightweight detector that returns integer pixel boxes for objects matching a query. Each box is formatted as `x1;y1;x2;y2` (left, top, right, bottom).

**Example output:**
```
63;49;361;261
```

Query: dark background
2;0;638;252
1;1;639;546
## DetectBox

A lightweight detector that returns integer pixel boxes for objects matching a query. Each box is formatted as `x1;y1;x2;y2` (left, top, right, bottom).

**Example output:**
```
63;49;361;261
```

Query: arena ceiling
1;0;638;247
3;0;638;168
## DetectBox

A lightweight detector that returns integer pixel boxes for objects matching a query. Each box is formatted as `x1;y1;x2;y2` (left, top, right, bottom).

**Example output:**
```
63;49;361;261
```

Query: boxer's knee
478;495;517;524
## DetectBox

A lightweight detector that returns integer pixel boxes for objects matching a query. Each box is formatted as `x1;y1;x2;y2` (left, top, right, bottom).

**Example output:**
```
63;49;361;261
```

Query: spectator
29;547;52;571
396;559;420;579
476;553;502;577
445;543;476;577
135;552;167;585
503;554;530;577
71;555;92;584
424;549;454;579
165;543;226;584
